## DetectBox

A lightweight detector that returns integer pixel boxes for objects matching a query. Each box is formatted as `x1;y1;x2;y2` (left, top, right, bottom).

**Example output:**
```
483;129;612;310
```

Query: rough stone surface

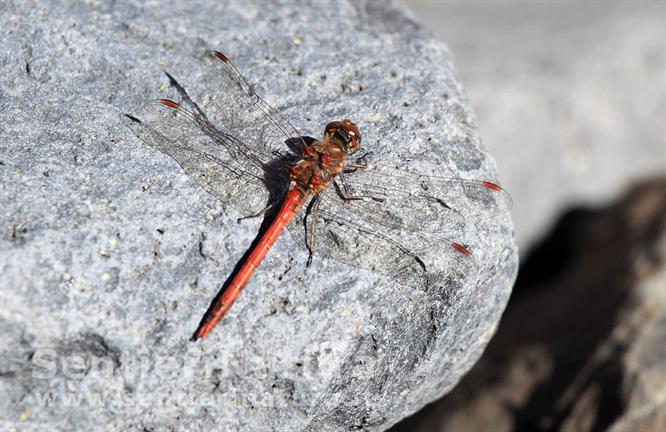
0;1;516;431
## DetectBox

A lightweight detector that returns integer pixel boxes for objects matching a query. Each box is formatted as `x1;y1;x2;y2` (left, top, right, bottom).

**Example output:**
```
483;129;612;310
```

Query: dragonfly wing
122;101;287;216
285;166;511;282
317;180;465;237
335;167;513;233
197;50;307;157
287;188;474;286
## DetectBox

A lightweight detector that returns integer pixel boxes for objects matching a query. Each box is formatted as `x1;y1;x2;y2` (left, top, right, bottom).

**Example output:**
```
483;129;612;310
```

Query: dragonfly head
324;119;361;154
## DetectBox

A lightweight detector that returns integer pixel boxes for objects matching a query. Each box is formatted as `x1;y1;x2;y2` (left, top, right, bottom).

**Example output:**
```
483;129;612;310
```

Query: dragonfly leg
334;175;385;203
344;157;369;173
237;201;276;223
305;193;322;266
343;150;373;173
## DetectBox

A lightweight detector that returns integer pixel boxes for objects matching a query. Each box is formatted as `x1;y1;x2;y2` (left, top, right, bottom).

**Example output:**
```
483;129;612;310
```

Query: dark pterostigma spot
124;113;141;124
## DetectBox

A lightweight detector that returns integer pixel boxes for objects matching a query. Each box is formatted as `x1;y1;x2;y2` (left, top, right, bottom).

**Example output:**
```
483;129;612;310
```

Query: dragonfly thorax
324;119;361;153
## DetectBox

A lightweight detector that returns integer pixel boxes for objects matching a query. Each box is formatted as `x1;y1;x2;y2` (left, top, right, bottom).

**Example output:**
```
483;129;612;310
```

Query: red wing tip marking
481;181;503;192
159;99;179;109
451;243;472;256
211;50;229;63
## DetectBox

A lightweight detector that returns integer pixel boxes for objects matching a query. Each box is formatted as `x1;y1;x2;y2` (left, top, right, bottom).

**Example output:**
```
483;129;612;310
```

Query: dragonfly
122;50;512;341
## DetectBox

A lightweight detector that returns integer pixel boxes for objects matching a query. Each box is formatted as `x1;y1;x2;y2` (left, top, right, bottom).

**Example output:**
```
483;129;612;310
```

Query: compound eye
324;122;337;138
334;128;349;143
347;130;360;149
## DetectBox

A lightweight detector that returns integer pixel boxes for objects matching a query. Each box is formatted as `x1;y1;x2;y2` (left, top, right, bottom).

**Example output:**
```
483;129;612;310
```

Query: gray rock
0;1;516;430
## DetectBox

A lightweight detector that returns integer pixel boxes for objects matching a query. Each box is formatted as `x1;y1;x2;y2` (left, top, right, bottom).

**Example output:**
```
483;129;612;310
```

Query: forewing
333;167;513;233
197;51;307;157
